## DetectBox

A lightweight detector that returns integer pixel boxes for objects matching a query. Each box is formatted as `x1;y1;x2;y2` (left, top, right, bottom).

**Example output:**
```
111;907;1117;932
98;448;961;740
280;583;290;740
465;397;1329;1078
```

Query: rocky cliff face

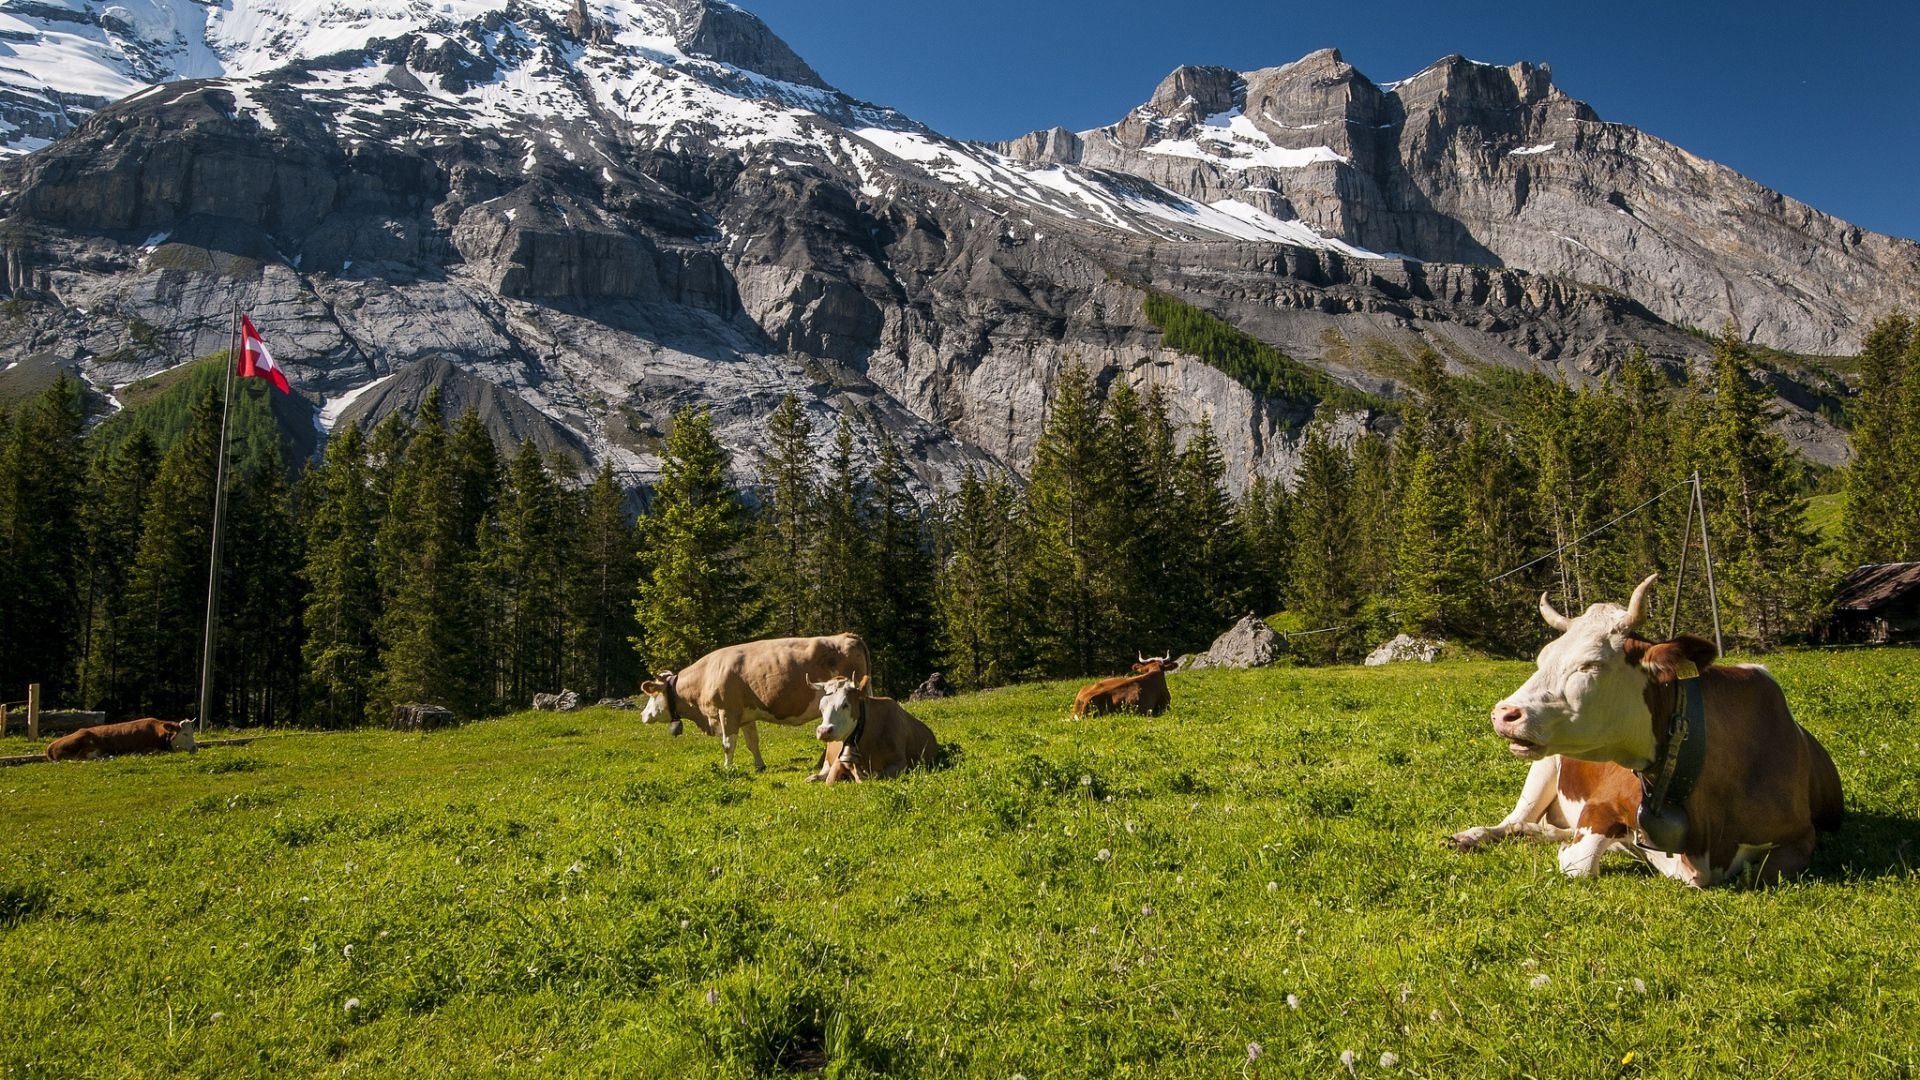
1001;48;1920;358
0;3;1900;494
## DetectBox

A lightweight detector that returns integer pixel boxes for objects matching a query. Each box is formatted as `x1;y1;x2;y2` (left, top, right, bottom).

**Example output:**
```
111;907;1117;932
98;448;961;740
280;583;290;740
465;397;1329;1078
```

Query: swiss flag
237;313;292;394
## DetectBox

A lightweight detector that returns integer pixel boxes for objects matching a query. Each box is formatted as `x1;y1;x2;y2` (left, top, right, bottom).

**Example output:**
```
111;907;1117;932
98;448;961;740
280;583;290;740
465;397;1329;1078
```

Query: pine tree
935;469;1031;690
123;387;223;719
568;462;642;699
1098;381;1181;661
1346;430;1397;638
1025;363;1113;676
1172;412;1249;646
1393;445;1477;637
1698;327;1822;647
1239;472;1291;617
77;429;160;714
0;375;87;698
752;393;819;638
1456;417;1541;654
220;453;303;726
865;427;938;693
372;391;488;717
1287;425;1361;662
300;422;380;728
489;440;572;709
1841;314;1913;565
810;416;870;636
634;406;751;671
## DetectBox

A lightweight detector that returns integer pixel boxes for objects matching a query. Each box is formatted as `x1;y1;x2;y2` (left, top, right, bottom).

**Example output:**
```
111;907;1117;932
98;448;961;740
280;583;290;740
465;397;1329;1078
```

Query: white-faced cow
46;718;198;761
640;634;870;771
806;675;939;784
1450;574;1844;886
1071;654;1173;719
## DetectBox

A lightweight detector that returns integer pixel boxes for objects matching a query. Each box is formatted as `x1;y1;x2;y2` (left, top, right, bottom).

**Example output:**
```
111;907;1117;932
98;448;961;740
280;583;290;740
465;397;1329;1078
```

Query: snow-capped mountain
0;1;1908;487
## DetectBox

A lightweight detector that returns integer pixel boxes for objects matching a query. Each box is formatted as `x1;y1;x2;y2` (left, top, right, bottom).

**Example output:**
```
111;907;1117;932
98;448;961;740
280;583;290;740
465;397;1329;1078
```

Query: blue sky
744;0;1919;241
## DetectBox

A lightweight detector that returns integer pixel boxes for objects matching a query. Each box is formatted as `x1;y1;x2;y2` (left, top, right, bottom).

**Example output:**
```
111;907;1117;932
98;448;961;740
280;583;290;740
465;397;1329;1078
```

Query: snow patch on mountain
1141;108;1349;171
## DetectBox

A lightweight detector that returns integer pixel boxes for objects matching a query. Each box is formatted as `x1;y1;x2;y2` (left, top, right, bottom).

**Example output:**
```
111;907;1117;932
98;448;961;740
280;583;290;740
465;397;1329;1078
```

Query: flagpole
197;304;241;729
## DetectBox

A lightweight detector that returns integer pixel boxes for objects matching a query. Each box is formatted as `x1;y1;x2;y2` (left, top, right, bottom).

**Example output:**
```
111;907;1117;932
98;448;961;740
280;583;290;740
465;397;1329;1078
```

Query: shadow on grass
1809;810;1919;882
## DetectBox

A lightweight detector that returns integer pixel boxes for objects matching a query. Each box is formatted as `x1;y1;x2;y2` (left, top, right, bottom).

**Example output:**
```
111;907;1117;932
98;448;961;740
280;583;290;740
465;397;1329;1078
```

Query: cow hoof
1447;829;1487;851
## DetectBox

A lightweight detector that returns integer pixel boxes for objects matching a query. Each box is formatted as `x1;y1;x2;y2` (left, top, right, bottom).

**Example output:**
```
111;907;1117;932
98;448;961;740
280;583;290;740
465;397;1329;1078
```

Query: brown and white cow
639;634;871;771
1450;574;1844;886
46;718;198;762
1071;654;1173;719
806;675;939;784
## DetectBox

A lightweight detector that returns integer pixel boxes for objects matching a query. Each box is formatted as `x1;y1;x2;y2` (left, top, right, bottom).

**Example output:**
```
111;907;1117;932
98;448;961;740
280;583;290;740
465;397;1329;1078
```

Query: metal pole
196;306;241;730
1669;477;1695;640
1692;470;1725;656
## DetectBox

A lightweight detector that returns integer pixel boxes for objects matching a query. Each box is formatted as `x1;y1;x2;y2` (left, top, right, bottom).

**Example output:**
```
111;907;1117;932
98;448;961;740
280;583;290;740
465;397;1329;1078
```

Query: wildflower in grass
1286;994;1300;1009
210;1013;223;1022
342;944;353;958
1247;1042;1262;1062
344;998;360;1013
1633;978;1647;994
1141;904;1154;916
1530;974;1551;989
1096;848;1112;862
1266;881;1277;892
705;989;718;1006
1340;1049;1357;1076
1429;1009;1443;1022
1381;1051;1400;1068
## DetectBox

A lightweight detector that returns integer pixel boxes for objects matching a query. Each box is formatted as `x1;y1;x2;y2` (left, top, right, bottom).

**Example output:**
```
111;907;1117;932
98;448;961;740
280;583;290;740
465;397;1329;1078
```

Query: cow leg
1450;756;1568;850
739;721;766;772
1732;839;1806;886
717;711;741;770
1556;830;1616;877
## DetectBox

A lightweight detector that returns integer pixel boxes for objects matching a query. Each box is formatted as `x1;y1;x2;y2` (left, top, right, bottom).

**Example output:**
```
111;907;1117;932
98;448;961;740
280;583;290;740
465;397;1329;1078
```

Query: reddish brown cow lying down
45;718;198;762
1071;654;1173;719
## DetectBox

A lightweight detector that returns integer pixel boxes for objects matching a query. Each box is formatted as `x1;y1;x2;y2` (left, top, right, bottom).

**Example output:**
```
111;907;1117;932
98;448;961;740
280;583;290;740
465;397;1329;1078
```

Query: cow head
809;675;869;741
638;672;690;737
1490;574;1664;770
1131;652;1173;675
173;719;198;753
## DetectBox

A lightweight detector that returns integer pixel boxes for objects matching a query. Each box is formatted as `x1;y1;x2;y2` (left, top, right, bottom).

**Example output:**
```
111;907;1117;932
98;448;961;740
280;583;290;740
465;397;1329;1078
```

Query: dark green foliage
1841;314;1916;565
1142;292;1380;414
90;356;310;479
864;428;939;695
635;406;751;671
935;469;1032;691
752;393;818;639
1171;413;1249;641
77;429;160;713
483;441;574;711
569;462;642;700
1024;364;1114;676
300;423;380;728
0;376;87;698
122;388;223;720
1287;425;1362;662
811;418;871;637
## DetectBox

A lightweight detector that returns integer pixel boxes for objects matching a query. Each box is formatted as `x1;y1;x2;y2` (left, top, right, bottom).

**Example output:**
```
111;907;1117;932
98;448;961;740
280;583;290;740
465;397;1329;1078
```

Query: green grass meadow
3;651;1918;1077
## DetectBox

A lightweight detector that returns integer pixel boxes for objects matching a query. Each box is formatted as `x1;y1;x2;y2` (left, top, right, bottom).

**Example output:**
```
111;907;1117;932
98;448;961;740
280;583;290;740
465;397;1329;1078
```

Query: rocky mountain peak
663;0;833;91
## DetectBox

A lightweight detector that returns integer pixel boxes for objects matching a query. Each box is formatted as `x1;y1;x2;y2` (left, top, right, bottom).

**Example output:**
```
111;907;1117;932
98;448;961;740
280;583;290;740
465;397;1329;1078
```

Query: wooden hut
1820;562;1920;645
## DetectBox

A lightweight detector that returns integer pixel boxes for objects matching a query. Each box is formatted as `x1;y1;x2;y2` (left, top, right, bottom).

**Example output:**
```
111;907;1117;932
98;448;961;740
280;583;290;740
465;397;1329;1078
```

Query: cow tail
847;633;873;683
1804;728;1845;833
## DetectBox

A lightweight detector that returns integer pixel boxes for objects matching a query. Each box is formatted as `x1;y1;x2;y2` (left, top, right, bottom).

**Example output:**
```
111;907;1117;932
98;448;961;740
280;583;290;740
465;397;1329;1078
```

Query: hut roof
1831;562;1920;612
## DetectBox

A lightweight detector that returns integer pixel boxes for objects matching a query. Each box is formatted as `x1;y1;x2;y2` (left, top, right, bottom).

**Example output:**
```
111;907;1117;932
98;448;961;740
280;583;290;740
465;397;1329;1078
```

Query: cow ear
641;680;662;695
1672;634;1718;670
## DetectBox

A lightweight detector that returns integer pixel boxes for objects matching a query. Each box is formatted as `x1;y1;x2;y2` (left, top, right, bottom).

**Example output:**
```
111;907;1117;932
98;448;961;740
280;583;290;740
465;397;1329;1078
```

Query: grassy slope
2;652;1917;1077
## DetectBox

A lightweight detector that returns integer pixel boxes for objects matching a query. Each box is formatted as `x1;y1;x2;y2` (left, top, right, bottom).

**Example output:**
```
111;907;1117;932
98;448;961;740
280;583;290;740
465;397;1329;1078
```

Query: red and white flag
237;313;292;394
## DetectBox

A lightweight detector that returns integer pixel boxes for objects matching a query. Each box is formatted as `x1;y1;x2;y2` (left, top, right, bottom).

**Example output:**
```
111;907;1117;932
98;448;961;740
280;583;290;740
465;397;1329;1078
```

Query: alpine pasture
3;652;1917;1077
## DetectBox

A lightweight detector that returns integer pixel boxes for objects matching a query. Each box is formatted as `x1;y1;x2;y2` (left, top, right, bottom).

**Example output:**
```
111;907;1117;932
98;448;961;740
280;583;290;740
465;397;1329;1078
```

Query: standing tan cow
807;675;939;784
1450;574;1844;886
46;718;198;761
640;634;870;770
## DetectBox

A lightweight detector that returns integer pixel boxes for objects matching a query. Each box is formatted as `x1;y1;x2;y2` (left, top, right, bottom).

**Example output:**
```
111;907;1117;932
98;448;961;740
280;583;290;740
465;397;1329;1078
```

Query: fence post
1;701;7;737
27;683;41;741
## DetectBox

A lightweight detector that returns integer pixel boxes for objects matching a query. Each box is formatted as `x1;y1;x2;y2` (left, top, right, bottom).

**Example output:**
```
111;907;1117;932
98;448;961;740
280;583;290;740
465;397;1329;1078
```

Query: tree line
0;313;1906;725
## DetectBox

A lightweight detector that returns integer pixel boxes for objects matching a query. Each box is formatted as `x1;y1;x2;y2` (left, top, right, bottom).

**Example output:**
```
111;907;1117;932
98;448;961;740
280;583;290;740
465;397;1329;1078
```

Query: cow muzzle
1491;704;1544;757
813;722;835;741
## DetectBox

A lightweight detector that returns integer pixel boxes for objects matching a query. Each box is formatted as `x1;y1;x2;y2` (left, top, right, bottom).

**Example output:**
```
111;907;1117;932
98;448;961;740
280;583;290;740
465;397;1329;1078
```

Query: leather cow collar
835;695;869;766
1636;658;1708;854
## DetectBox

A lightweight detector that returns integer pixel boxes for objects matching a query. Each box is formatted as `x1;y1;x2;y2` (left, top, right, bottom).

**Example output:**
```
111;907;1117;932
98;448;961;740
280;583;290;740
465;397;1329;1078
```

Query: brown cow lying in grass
806;676;937;784
1071;654;1172;719
46;718;197;762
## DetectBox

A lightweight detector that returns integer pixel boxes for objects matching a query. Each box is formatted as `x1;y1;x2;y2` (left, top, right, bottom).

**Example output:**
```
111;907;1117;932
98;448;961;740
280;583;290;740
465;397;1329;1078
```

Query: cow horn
1539;592;1573;632
1622;573;1659;630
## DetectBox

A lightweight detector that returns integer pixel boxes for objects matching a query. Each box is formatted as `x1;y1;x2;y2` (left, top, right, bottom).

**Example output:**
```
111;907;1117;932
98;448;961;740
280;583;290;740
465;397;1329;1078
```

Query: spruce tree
1843;314;1917;564
810;416;870;637
1393;445;1477;637
1172;412;1249;646
569;462;642;699
1699;327;1822;647
0;375;87;698
1239;472;1291;618
935;469;1031;689
634;406;751;671
1098;381;1180;662
78;429;160;713
301;422;381;728
490;440;572;708
1025;363;1113;676
220;453;303;726
124;387;223;719
1287;425;1361;663
753;393;819;637
865;427;938;694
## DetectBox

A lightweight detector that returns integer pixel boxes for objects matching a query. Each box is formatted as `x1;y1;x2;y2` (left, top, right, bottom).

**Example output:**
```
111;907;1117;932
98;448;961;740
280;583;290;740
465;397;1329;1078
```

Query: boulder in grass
908;672;954;701
596;697;641;711
1364;634;1446;666
389;704;456;731
532;689;580;712
1184;615;1281;670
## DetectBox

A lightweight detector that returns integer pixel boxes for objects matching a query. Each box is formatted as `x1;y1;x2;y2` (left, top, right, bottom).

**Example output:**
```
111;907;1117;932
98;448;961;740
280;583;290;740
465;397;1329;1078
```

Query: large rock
1364;634;1446;666
388;704;457;731
1184;615;1282;670
908;672;954;701
532;689;580;712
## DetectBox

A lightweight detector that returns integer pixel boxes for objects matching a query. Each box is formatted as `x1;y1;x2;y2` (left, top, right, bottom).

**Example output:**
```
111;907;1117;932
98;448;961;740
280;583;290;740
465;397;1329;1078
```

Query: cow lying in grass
46;718;197;762
1071;654;1172;719
806;675;937;784
1451;574;1843;886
